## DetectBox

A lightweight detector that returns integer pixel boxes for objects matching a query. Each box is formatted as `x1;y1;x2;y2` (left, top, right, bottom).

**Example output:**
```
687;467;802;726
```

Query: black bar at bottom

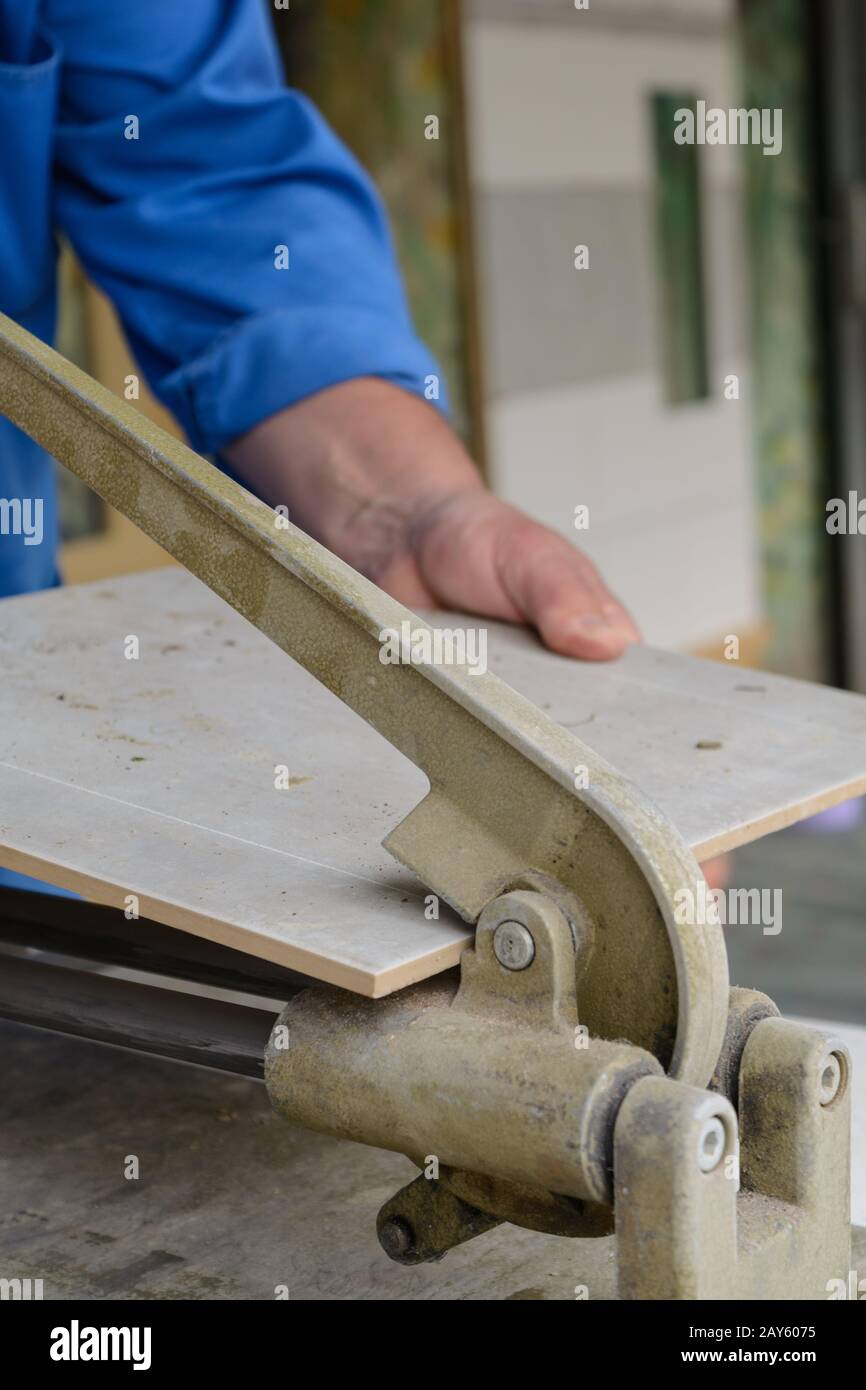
0;954;277;1079
0;886;311;999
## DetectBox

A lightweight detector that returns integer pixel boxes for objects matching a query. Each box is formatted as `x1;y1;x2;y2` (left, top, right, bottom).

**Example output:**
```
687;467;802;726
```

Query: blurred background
52;0;865;1022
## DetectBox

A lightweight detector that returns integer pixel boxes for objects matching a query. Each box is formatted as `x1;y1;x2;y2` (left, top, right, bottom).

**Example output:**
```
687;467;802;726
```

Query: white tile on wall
475;178;747;399
465;21;743;191
587;0;733;24
468;0;734;30
464;7;764;650
586;508;761;652
487;370;762;650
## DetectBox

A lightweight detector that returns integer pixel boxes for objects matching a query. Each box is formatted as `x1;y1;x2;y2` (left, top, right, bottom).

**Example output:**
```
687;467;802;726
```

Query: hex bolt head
378;1216;414;1261
493;920;536;971
697;1115;726;1173
818;1051;843;1106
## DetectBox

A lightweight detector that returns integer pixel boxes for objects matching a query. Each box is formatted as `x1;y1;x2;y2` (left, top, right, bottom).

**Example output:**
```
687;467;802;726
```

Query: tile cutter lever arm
0;310;728;1086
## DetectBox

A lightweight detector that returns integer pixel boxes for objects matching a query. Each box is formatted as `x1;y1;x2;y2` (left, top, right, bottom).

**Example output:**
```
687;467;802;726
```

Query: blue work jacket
0;0;443;892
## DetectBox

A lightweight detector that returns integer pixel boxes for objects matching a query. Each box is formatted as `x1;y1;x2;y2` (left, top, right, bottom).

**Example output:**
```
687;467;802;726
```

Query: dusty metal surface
266;891;661;1220
616;1018;852;1299
710;985;781;1108
268;891;855;1296
377;1174;502;1265
0;310;729;1083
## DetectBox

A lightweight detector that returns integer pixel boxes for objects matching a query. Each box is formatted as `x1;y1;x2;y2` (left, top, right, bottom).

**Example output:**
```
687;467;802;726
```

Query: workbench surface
1;568;865;994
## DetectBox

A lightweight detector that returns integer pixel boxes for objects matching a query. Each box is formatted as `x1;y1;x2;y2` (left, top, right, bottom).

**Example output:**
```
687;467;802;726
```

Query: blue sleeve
41;0;447;454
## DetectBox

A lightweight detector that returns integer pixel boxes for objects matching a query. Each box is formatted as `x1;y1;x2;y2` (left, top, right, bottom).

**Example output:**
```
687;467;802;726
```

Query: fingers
412;490;640;661
533;592;641;661
412;490;528;622
493;512;641;660
701;854;732;891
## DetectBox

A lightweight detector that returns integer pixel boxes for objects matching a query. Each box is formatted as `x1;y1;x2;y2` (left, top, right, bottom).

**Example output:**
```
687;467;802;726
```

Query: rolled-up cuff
157;303;450;455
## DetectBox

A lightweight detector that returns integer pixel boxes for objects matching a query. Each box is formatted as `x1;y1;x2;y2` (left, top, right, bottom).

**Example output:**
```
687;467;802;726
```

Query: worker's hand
226;378;640;660
380;488;640;661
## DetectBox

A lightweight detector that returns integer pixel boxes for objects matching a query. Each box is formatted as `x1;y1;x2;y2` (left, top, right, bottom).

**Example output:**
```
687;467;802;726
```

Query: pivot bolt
818;1051;843;1106
493;920;536;971
378;1216;415;1261
697;1116;726;1172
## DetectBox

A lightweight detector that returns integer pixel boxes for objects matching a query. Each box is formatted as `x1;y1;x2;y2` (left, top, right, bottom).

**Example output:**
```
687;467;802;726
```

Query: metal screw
378;1216;414;1261
493;920;536;971
697;1116;726;1172
818;1052;843;1106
